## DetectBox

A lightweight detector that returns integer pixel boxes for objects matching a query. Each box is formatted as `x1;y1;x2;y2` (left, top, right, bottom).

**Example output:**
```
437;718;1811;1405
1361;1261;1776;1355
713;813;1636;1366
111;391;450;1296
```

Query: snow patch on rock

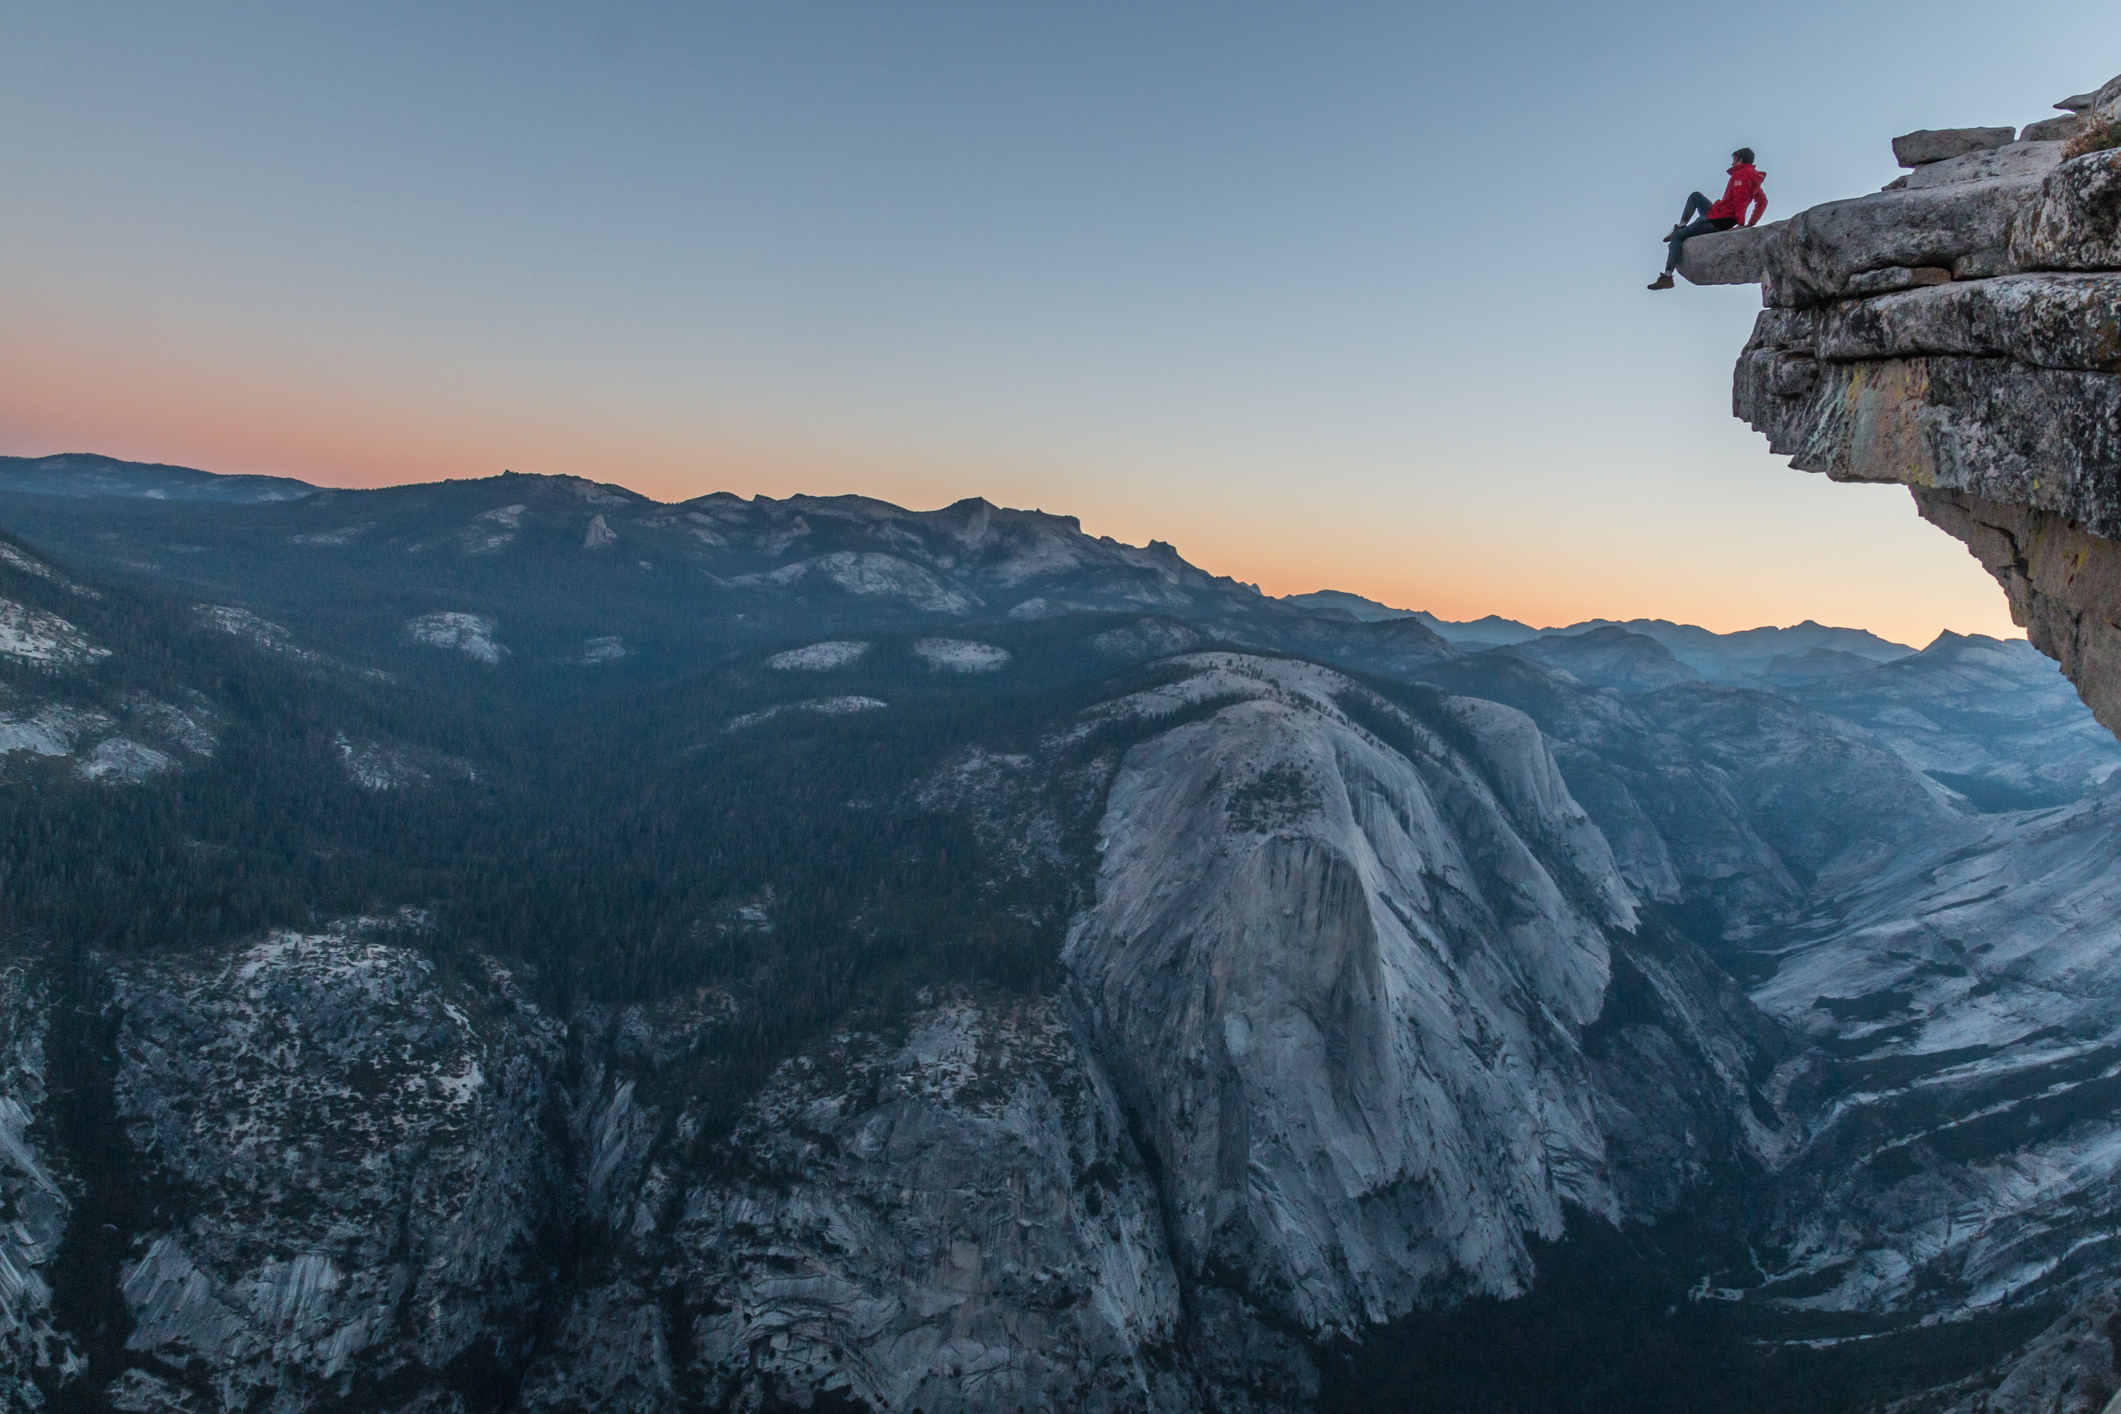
986;530;1087;587
462;504;527;555
0;541;96;598
561;476;632;506
913;638;1011;672
194;605;316;661
0;703;109;757
288;525;368;547
336;732;427;790
680;511;728;546
0;542;58;583
334;732;474;790
767;641;869;671
0;598;109;667
726;696;888;731
123;692;219;756
78;736;174;783
404;612;506;663
730;552;975;614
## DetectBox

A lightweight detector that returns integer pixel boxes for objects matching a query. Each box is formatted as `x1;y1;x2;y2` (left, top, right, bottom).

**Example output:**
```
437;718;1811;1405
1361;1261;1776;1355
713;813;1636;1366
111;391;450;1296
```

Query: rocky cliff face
1063;655;1782;1348
4;938;1205;1414
2;641;2115;1412
0;962;79;1397
1718;72;2121;738
518;992;1198;1414
95;927;562;1411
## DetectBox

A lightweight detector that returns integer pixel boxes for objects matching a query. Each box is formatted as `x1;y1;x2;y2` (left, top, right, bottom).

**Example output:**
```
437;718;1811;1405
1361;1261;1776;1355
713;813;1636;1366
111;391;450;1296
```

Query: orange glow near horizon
1;310;2024;651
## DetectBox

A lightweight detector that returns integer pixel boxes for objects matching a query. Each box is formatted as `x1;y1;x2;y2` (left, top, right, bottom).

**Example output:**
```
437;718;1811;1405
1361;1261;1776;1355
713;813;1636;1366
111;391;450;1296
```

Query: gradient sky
8;3;2120;645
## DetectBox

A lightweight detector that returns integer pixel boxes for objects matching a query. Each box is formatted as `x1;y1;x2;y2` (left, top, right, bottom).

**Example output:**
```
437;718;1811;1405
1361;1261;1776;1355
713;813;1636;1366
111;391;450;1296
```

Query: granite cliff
1699;72;2121;738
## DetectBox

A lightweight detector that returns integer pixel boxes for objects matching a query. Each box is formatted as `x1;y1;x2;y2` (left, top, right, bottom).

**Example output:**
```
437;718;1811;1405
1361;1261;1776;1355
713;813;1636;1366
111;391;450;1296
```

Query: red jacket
1707;163;1767;225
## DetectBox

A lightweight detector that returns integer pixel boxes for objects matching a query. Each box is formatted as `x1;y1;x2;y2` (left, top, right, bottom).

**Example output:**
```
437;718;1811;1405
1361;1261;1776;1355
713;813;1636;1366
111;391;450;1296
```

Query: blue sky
6;2;2118;642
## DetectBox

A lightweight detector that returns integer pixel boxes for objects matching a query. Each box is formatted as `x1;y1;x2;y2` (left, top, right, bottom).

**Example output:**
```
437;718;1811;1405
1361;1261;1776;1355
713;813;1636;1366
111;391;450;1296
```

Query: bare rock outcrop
0;961;82;1402
1893;126;2019;168
517;994;1198;1414
1680;219;1788;285
105;928;565;1409
1726;71;2121;737
1063;655;1788;1345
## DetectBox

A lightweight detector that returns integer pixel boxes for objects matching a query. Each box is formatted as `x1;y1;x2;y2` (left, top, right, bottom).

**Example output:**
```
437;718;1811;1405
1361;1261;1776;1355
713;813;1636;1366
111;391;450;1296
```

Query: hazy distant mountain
1281;588;1418;622
1757;646;1879;685
1420;611;1544;645
0;451;316;502
1282;590;1542;644
1477;624;2115;810
0;459;1292;670
1499;625;1700;692
1281;592;1924;677
1784;631;2121;810
1553;616;1916;679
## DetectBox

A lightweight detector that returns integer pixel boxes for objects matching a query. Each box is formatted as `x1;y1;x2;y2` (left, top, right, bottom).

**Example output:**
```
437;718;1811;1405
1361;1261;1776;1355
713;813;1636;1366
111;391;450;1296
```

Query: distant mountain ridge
0;451;316;502
1284;588;1922;677
1567;616;1915;678
0;455;1952;678
0;455;1298;671
2;452;2105;815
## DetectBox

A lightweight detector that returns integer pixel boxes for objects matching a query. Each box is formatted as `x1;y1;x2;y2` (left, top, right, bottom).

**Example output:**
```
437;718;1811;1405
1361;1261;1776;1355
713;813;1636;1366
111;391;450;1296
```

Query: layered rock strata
1724;71;2121;735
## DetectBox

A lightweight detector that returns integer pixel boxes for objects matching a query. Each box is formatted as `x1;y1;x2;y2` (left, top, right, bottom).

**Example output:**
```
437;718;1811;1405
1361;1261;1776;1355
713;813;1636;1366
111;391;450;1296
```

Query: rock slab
1678;220;1786;286
1894;126;2018;166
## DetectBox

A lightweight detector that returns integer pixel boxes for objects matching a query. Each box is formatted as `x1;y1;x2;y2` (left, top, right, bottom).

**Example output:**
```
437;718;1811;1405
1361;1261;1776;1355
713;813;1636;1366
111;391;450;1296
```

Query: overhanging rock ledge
1705;72;2121;735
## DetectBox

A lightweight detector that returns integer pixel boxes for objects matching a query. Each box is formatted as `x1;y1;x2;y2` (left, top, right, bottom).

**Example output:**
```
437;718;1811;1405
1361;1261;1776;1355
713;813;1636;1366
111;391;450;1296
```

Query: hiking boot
1662;224;1682;242
1648;273;1675;290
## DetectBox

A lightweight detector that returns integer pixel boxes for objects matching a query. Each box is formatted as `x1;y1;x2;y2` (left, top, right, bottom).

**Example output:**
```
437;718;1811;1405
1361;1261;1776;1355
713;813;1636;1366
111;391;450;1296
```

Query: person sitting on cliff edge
1648;149;1767;290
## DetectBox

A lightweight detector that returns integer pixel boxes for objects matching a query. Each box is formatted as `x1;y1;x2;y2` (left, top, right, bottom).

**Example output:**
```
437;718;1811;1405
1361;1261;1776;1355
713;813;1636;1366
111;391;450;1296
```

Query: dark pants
1665;192;1738;272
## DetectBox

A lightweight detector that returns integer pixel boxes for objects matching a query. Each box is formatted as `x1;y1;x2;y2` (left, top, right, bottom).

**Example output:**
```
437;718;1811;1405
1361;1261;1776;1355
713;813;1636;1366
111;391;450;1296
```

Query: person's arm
1746;190;1768;226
